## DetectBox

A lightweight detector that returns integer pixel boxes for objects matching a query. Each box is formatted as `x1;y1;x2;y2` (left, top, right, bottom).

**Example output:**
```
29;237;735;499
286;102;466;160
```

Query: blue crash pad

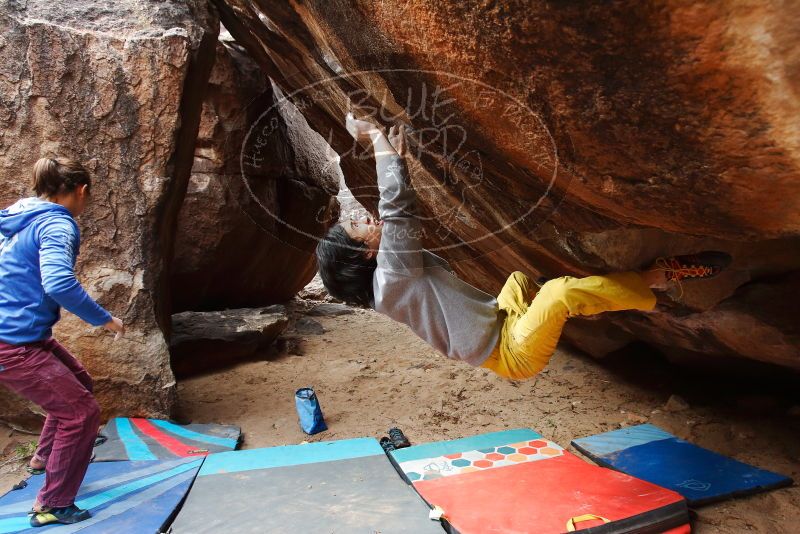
572;424;793;506
0;457;202;533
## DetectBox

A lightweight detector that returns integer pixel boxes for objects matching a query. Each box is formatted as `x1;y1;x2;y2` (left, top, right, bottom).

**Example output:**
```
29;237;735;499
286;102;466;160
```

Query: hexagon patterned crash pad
390;428;691;534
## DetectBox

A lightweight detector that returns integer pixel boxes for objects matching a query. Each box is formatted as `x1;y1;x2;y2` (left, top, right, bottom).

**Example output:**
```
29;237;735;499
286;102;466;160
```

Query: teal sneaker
29;504;91;527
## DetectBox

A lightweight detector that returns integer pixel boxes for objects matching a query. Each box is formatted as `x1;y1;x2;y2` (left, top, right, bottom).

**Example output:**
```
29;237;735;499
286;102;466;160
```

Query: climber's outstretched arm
345;113;423;275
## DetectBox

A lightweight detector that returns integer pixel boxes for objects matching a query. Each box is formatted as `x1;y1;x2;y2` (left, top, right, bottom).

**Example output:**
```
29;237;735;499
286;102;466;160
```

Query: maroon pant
0;338;100;508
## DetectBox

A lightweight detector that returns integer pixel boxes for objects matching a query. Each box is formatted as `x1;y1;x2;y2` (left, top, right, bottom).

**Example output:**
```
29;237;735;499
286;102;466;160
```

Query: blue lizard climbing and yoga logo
239;65;565;257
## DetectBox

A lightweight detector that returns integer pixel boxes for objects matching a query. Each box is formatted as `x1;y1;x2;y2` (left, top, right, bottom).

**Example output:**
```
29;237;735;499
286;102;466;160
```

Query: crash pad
390;428;690;534
93;418;241;461
0;457;202;533
572;423;793;506
169;437;441;533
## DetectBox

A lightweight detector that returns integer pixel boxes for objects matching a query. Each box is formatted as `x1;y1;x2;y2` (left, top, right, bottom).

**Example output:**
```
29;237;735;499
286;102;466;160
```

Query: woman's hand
104;316;125;340
345;111;385;143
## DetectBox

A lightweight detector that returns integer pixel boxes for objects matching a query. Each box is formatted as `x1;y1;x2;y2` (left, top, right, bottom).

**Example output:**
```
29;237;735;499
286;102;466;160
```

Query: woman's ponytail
32;157;91;198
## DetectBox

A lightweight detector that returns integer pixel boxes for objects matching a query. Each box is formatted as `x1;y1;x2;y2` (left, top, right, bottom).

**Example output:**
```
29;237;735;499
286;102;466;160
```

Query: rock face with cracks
170;37;340;312
0;0;797;424
214;0;800;369
0;0;218;423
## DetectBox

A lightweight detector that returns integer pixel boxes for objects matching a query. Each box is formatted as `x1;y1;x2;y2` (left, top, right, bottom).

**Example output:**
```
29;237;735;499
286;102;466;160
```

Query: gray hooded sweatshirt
371;155;502;366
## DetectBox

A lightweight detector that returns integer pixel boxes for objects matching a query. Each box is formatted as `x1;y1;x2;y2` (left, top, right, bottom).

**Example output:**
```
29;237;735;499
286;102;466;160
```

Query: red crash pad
391;429;690;533
416;453;688;533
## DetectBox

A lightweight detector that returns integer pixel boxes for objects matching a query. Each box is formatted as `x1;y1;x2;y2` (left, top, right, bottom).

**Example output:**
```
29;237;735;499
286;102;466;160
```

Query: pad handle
566;514;611;531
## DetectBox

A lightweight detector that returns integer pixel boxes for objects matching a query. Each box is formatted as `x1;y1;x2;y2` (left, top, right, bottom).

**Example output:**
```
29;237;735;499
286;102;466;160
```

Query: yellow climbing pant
481;271;657;380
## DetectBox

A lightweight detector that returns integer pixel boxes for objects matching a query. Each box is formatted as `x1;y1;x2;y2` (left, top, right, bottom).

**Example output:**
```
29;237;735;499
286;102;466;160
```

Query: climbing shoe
388;427;411;449
94;433;108;447
653;251;731;282
380;436;397;453
29;504;91;527
25;466;44;476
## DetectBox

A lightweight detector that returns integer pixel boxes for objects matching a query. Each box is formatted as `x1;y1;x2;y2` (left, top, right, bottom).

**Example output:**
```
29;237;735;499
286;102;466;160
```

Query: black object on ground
379;436;397;453
388;427;410;449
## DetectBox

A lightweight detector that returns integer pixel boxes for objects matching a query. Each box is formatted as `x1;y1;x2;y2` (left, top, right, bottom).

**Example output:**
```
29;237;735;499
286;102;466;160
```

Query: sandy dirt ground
0;299;798;532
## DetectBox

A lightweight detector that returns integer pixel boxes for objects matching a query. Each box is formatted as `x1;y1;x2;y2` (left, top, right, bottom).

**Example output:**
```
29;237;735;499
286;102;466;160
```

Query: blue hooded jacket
0;197;111;344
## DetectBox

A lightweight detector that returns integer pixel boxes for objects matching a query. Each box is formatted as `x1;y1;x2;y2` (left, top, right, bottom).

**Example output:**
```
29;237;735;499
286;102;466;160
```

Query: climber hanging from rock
316;111;731;381
0;158;125;527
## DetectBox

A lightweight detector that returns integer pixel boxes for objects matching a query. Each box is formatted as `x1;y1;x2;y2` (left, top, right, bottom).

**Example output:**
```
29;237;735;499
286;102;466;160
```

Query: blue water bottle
295;387;328;435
